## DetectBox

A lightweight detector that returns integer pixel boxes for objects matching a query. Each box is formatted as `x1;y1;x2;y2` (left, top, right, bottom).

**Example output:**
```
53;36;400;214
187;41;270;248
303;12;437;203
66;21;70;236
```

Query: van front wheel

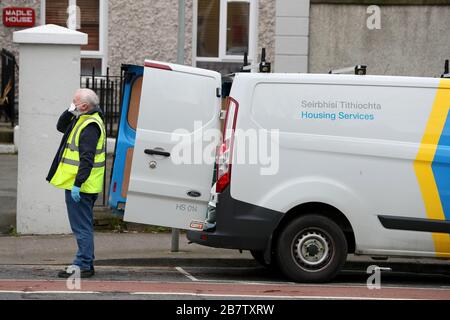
276;214;347;283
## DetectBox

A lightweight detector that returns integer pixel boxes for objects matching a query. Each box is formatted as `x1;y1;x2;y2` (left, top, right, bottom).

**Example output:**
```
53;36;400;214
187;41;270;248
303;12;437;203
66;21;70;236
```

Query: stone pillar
13;24;87;234
275;0;310;73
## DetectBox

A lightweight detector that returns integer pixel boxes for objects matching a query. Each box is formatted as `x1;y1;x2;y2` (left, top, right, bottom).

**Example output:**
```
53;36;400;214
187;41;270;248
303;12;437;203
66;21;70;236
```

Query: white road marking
0;290;100;294
175;267;199;282
130;292;419;300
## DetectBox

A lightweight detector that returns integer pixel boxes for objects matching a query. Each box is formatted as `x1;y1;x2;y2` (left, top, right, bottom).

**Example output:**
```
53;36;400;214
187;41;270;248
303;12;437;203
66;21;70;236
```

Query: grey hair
77;88;99;108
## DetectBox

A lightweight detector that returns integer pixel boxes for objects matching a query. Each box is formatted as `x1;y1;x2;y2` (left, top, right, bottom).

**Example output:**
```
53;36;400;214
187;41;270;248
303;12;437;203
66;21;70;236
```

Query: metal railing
0;49;17;127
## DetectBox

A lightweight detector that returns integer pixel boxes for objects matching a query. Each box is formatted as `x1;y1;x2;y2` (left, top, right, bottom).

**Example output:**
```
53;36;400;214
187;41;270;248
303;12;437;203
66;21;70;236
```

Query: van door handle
144;148;171;157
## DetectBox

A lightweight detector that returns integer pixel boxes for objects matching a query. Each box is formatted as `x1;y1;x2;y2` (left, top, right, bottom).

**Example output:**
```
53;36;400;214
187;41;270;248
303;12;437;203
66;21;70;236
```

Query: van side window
127;76;143;130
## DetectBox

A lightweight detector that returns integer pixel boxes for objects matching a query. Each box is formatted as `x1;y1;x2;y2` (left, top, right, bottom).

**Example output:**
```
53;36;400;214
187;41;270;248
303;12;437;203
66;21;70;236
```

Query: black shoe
57;269;74;278
57;267;95;278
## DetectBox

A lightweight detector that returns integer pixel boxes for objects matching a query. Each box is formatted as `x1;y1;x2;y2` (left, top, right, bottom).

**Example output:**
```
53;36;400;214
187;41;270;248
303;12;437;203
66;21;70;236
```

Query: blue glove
71;186;81;203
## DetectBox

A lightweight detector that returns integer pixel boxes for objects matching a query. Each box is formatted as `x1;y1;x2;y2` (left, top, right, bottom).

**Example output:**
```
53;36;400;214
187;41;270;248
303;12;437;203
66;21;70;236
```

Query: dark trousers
65;190;98;270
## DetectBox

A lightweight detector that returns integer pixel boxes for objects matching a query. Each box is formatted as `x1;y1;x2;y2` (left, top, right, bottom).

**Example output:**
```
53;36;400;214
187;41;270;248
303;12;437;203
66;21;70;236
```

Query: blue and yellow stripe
414;79;450;258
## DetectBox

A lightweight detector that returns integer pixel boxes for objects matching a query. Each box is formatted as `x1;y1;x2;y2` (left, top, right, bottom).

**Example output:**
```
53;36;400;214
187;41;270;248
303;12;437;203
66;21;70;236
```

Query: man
46;88;106;278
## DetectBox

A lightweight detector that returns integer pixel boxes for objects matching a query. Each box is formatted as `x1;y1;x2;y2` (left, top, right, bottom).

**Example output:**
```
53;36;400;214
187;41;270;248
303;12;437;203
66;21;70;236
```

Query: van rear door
108;64;143;213
124;60;222;230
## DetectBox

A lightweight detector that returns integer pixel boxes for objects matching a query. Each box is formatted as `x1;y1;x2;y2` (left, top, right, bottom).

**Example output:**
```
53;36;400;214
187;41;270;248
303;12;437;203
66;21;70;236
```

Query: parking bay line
175;266;199;282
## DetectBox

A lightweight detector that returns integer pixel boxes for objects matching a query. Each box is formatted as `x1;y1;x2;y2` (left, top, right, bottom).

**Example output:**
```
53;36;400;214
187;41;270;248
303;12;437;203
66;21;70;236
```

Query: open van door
108;64;143;214
124;60;222;230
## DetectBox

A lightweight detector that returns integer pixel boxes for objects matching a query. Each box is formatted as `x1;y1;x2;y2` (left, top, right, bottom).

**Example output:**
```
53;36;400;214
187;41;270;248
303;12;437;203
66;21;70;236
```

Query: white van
122;60;450;282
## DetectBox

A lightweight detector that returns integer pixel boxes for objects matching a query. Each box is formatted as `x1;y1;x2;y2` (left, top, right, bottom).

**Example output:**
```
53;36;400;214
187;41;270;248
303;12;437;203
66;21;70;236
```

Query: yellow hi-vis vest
50;112;106;194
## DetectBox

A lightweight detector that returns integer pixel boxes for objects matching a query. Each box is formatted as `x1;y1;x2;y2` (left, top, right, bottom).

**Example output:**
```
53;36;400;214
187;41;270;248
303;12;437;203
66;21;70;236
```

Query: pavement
0;232;254;266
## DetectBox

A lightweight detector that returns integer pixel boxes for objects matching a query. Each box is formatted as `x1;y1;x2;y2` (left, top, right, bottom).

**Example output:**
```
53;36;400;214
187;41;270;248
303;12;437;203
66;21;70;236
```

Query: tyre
275;214;348;283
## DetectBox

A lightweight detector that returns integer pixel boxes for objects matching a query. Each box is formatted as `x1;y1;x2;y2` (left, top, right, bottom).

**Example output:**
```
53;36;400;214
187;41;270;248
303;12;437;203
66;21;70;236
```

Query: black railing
0;49;17;127
80;67;123;138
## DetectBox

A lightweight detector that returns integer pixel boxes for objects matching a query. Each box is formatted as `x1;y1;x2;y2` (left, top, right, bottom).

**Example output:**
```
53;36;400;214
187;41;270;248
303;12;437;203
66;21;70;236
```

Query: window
226;1;250;56
77;0;100;51
42;0;107;75
195;0;256;69
80;58;102;76
196;0;220;57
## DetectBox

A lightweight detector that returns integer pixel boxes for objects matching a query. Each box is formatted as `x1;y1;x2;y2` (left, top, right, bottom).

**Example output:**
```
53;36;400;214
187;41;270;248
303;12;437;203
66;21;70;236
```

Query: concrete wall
14;25;86;234
107;0;193;76
309;4;450;77
258;0;276;66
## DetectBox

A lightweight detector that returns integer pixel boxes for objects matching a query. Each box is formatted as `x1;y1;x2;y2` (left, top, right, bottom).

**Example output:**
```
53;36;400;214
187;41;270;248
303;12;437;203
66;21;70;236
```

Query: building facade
0;0;449;78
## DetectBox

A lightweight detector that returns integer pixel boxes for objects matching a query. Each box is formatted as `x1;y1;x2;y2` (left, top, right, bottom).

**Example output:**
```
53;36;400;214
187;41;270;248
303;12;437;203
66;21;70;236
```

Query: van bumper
186;186;283;251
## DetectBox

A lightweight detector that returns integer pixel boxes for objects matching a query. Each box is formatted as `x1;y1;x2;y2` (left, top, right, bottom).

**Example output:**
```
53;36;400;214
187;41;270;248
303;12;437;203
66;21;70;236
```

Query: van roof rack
441;60;449;78
329;65;367;75
240;48;271;73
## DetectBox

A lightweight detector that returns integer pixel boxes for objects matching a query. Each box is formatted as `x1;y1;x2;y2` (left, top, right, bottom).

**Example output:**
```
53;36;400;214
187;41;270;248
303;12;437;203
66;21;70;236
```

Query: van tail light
216;97;239;193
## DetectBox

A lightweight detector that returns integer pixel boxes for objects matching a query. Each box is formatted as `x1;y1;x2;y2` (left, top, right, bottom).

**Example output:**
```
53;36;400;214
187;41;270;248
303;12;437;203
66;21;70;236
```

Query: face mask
69;103;82;117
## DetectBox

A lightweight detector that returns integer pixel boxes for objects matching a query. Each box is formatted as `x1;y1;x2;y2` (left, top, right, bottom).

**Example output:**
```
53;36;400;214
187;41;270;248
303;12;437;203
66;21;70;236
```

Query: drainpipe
171;0;185;253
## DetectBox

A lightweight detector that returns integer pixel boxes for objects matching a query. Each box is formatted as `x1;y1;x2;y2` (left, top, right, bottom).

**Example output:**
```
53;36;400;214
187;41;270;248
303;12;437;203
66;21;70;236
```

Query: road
0;260;449;300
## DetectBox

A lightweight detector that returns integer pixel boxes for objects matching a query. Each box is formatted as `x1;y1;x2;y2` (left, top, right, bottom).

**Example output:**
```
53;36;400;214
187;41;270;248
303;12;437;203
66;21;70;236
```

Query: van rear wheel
276;214;347;283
